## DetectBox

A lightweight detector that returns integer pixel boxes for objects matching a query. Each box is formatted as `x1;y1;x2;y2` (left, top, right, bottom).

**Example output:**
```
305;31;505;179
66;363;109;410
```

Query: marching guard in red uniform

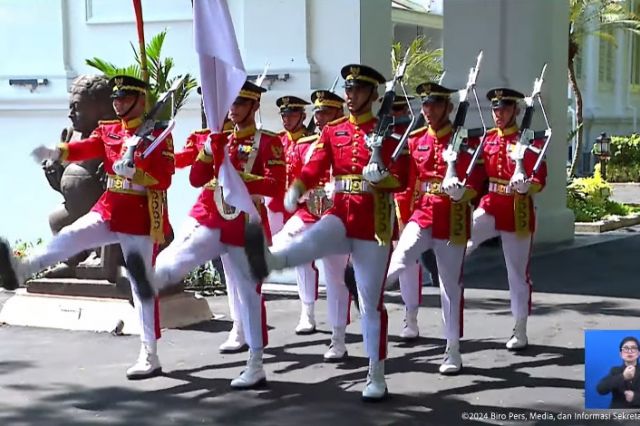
245;64;410;401
386;82;485;374
0;75;174;380
467;88;547;351
148;80;285;389
271;91;352;361
387;95;424;340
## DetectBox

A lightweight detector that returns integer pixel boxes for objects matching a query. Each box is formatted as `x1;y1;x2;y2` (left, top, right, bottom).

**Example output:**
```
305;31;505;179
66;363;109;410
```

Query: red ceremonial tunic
189;124;286;246
407;124;485;243
58;117;174;239
478;126;547;234
297;112;410;242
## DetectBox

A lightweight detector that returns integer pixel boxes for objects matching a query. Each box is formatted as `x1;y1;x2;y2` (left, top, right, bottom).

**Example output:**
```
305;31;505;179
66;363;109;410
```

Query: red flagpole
132;0;150;112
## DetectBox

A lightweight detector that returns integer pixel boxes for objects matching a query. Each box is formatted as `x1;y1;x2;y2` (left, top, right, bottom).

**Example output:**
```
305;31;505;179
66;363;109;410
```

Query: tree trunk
568;59;585;178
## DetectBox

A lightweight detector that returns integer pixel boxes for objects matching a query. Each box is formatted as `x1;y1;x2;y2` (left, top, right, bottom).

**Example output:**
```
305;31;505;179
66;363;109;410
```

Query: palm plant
86;29;197;120
391;36;443;94
568;0;640;177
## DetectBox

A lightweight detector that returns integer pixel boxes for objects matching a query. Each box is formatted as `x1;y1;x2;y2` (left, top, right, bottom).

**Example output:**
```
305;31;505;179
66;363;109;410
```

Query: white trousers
396;244;422;310
467;208;533;320
273;215;351;327
274;214;391;360
26;212;158;343
154;217;267;349
387;222;466;341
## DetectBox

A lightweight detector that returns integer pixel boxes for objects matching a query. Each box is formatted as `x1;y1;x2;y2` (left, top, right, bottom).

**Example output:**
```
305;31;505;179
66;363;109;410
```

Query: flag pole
132;0;150;112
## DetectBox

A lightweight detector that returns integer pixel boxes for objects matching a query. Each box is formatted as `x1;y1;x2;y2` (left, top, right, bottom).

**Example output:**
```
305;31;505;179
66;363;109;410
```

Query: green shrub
183;260;226;296
607;134;640;182
567;164;637;222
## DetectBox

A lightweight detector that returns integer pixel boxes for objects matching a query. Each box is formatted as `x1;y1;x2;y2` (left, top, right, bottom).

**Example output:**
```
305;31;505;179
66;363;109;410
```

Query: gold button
351;165;357;172
352;157;357;163
352;149;358;154
352;142;358;147
354;134;360;138
355;126;360;131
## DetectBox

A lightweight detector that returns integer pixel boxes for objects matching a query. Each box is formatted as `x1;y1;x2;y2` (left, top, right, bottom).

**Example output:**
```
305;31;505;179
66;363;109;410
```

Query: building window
598;28;615;87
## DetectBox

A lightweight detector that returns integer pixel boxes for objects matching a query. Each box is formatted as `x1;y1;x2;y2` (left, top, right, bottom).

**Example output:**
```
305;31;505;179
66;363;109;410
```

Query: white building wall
0;0;392;243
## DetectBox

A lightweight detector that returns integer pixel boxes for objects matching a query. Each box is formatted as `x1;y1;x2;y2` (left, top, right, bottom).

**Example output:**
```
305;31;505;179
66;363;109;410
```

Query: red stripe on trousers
152;244;161;340
311;261;319;300
376;245;393;361
458;246;467;339
256;281;268;347
525;236;534;315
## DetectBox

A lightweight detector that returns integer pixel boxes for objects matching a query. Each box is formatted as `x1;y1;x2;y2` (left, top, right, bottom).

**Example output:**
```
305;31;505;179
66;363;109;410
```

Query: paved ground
0;228;639;426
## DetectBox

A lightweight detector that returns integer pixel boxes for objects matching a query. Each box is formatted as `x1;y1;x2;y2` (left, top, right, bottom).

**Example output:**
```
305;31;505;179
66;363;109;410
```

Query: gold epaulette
260;129;279;137
223;128;232;134
193;128;210;135
326;116;348;127
409;126;428;137
98;119;120;125
277;130;286;136
487;127;499;134
297;134;319;144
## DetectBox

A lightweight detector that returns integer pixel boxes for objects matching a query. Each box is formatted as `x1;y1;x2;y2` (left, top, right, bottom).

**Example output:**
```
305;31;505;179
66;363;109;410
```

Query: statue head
68;75;117;137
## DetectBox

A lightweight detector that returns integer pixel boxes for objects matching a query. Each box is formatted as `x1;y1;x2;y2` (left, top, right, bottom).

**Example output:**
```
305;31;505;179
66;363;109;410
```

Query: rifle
121;75;186;166
510;64;552;180
365;48;410;169
391;69;446;162
442;51;485;185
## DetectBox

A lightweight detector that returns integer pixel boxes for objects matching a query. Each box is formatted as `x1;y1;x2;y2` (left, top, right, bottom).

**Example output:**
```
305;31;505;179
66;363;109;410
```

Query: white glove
203;139;213;156
284;184;304;213
510;172;531;194
442;176;466;201
362;163;389;184
31;145;60;164
113;159;136;179
323;181;335;200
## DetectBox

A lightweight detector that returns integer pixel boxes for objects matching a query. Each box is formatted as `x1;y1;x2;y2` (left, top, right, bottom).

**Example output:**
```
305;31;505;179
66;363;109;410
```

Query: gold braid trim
57;143;69;162
147;189;165;244
371;174;401;190
514;193;531;238
373;190;393;245
449;201;468;245
197;150;214;163
132;168;159;187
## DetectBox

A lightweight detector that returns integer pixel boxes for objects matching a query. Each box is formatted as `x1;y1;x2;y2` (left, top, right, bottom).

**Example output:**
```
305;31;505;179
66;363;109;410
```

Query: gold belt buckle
350;179;362;193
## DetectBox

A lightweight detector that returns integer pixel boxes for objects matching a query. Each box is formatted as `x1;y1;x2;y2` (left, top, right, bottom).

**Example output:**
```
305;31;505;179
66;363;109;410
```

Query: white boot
399;308;419;340
323;326;348;362
230;349;267;389
219;321;248;353
295;302;316;334
362;360;388;402
439;340;462;375
126;341;162;380
506;317;528;351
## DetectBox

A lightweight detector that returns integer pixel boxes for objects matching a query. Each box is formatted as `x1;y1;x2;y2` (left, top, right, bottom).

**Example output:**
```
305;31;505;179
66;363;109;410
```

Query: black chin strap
117;93;140;119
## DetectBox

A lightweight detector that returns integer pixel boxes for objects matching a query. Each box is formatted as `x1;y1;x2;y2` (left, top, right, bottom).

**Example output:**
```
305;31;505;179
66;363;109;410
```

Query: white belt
106;176;146;193
333;178;373;194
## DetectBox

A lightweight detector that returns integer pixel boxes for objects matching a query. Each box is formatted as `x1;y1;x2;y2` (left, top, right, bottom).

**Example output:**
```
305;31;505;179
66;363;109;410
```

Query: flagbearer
141;80;285;389
0;75;174;380
467;88;547;351
244;64;410;401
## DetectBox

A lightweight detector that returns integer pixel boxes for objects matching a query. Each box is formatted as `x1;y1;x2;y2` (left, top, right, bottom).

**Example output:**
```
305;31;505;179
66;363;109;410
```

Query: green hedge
567;164;638;222
607;134;640;182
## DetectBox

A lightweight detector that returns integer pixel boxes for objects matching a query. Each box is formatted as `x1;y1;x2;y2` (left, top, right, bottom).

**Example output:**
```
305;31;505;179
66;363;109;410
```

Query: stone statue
41;75;118;279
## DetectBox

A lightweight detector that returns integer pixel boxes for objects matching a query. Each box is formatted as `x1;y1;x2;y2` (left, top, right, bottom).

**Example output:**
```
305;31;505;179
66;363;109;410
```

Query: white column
443;0;574;244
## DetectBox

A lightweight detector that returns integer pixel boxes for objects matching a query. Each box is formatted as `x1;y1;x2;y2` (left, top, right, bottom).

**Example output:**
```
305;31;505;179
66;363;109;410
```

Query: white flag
193;0;258;220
